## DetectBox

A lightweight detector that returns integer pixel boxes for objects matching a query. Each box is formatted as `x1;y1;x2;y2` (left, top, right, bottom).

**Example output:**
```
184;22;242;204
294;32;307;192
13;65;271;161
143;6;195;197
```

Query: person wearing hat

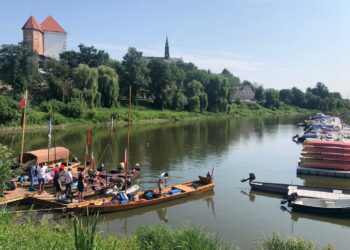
64;167;73;196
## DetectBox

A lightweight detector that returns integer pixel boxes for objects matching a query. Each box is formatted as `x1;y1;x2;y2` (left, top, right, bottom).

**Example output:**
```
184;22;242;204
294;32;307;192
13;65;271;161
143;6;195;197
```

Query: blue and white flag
48;119;52;145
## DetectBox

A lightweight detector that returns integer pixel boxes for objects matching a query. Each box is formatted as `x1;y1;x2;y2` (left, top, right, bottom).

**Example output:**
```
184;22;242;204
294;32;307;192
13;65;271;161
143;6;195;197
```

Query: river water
2;115;350;249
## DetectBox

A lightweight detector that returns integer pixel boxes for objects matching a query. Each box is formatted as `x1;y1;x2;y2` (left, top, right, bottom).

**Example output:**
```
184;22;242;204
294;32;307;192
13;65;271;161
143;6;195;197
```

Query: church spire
164;36;170;59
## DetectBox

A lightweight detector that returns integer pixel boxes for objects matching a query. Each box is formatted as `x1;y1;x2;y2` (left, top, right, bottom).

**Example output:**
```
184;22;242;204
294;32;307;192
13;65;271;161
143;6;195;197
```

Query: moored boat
66;175;214;213
241;173;350;199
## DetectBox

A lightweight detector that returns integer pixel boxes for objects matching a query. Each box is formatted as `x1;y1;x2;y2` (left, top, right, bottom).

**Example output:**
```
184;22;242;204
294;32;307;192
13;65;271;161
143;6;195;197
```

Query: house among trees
142;37;182;63
22;16;67;59
233;84;255;102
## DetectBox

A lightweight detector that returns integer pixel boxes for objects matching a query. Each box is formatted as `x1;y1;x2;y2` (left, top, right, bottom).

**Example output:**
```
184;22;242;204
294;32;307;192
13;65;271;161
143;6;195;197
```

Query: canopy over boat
22;147;69;164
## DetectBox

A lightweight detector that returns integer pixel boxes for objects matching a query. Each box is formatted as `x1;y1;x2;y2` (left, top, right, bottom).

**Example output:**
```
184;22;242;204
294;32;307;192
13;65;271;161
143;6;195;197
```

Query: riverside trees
0;43;348;122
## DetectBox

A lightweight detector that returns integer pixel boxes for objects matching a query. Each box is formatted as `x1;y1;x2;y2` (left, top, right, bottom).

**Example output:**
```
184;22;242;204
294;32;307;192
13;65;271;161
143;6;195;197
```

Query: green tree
122;47;150;104
0;145;15;196
185;80;207;112
97;65;119;107
0;43;41;92
279;89;293;105
221;69;240;103
60;44;109;68
264;88;280;108
206;76;229;112
290;87;305;106
148;59;173;109
254;85;264;103
72;64;99;107
43;59;72;102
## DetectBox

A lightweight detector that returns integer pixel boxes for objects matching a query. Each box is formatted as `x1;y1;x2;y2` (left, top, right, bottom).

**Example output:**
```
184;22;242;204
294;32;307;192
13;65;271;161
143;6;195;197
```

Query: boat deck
288;186;350;200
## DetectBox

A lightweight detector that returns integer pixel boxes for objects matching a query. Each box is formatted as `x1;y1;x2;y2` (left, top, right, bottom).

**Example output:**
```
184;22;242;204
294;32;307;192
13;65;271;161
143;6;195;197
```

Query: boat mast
19;90;28;166
53;110;56;162
125;85;132;191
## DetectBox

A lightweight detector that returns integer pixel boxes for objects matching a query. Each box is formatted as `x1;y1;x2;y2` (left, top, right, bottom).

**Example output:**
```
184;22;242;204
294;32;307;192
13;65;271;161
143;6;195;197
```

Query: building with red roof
22;16;67;59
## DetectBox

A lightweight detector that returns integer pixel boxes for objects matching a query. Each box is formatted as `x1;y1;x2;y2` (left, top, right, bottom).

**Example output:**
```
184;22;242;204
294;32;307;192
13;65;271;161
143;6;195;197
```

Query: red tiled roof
40;16;65;33
22;16;42;31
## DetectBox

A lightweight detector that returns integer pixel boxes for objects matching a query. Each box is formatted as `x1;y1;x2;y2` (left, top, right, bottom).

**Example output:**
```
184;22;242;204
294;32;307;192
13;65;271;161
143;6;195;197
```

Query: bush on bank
0;209;330;250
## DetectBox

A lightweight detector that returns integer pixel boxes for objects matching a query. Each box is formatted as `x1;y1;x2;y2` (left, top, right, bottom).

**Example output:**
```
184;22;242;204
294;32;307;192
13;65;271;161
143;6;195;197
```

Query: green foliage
264;88;280;108
0;95;18;124
122;47;150;104
135;225;236;250
74;214;99;250
97;65;119;107
0;145;15;196
65;100;85;118
206;76;229;112
0;43;41;92
72;64;99;107
256;233;320;250
60;44;110;68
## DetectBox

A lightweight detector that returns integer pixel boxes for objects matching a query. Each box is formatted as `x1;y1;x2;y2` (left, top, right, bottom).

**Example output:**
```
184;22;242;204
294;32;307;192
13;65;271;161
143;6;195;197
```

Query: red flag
87;128;91;145
19;92;27;111
90;151;95;169
124;148;128;168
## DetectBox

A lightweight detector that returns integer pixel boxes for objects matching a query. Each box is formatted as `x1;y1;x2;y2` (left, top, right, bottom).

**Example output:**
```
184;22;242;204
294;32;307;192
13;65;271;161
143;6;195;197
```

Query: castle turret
22;16;44;55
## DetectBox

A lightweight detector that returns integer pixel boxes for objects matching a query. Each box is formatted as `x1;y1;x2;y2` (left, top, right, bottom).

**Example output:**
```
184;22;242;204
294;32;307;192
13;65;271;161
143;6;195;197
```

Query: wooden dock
297;166;350;178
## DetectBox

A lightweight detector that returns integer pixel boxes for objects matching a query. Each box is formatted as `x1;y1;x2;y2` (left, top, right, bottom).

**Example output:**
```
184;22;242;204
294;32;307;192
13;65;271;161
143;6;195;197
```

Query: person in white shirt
158;172;169;195
37;163;47;194
64;168;73;195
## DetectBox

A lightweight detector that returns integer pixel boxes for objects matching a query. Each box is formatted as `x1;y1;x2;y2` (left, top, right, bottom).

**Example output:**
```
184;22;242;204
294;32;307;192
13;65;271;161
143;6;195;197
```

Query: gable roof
40;16;65;33
22;16;42;31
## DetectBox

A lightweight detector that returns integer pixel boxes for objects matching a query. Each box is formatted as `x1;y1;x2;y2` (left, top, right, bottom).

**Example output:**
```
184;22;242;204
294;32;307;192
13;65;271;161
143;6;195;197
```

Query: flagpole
19;90;27;166
53;110;56;162
125;85;132;191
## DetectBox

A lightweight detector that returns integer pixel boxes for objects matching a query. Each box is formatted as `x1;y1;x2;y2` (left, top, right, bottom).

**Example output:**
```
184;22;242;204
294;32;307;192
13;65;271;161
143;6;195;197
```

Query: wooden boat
66;176;214;213
287;195;350;216
241;173;350;199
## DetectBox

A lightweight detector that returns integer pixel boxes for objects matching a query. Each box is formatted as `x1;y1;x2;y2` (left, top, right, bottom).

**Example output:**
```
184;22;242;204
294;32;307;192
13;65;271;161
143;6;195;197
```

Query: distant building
233;84;255;102
142;37;182;63
22;16;67;59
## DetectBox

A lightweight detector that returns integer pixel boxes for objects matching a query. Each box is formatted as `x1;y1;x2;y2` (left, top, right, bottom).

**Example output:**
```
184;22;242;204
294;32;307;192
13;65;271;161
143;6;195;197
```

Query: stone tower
164;36;170;59
22;16;44;55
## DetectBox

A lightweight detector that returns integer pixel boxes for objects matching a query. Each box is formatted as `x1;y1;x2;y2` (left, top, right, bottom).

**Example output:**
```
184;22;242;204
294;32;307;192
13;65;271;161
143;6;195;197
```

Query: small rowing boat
66;175;214;213
241;173;350;199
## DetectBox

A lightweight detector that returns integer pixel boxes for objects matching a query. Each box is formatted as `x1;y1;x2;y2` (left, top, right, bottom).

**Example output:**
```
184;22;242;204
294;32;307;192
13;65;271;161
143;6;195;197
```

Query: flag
124;148;128;168
85;145;88;164
90;151;95;169
48;119;52;143
210;165;215;181
87;128;91;145
19;94;27;111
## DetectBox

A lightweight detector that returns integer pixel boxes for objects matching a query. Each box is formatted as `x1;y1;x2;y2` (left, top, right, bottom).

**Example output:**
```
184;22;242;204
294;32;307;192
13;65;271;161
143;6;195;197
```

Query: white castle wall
43;31;67;59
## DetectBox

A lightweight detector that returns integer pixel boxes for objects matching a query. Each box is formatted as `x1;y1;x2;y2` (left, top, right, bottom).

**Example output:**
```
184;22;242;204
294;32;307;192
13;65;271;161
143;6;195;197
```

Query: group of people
27;162;86;202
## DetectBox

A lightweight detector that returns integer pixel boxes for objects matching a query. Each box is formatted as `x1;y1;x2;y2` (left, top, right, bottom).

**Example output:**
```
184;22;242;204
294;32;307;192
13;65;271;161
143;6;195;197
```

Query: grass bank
0;210;330;250
0;101;310;131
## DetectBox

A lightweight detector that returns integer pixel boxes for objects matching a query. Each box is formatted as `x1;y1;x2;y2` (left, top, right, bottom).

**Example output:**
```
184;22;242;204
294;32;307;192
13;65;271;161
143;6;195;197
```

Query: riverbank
0;210;326;250
0;102;311;131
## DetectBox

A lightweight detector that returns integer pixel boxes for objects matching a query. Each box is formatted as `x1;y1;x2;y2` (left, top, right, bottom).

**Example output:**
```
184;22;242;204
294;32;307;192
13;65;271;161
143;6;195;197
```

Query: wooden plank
173;184;193;192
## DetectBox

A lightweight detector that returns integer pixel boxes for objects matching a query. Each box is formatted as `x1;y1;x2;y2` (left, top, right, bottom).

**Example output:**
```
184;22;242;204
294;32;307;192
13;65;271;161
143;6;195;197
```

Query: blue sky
1;0;350;96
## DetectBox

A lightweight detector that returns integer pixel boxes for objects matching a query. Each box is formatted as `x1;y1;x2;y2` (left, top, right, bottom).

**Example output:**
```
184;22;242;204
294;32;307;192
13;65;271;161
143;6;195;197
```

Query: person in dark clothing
54;168;63;200
77;168;85;202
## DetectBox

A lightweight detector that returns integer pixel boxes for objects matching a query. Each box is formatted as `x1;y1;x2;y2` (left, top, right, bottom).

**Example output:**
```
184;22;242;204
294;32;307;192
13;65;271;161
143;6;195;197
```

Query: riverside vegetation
0;208;332;250
0;43;349;128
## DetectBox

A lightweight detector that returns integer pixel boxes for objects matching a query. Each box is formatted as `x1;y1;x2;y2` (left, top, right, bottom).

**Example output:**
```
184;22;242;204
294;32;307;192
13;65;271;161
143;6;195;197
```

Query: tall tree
0;145;15;197
264;88;280;108
206;75;229;112
122;47;150;104
72;64;99;107
97;65;119;107
0;43;41;92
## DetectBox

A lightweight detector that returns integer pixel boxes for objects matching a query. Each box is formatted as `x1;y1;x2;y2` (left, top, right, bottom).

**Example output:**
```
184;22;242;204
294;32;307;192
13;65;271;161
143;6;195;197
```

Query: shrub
64;100;85;118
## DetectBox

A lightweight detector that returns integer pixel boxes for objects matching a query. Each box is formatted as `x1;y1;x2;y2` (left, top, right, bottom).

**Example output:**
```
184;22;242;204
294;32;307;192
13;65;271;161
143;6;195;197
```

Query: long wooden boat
288;196;350;216
304;140;350;148
241;173;350;199
66;176;214;213
298;160;350;171
303;146;350;154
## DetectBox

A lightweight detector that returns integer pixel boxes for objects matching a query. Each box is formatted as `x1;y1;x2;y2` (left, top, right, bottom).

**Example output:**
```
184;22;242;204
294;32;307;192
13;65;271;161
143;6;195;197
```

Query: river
2;115;350;249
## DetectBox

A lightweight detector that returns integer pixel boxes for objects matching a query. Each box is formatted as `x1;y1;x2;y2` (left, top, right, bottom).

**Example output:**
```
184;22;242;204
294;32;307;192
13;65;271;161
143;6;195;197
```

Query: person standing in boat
37;163;47;194
28;163;37;191
77;167;85;202
64;167;73;196
53;168;63;200
158;172;169;196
